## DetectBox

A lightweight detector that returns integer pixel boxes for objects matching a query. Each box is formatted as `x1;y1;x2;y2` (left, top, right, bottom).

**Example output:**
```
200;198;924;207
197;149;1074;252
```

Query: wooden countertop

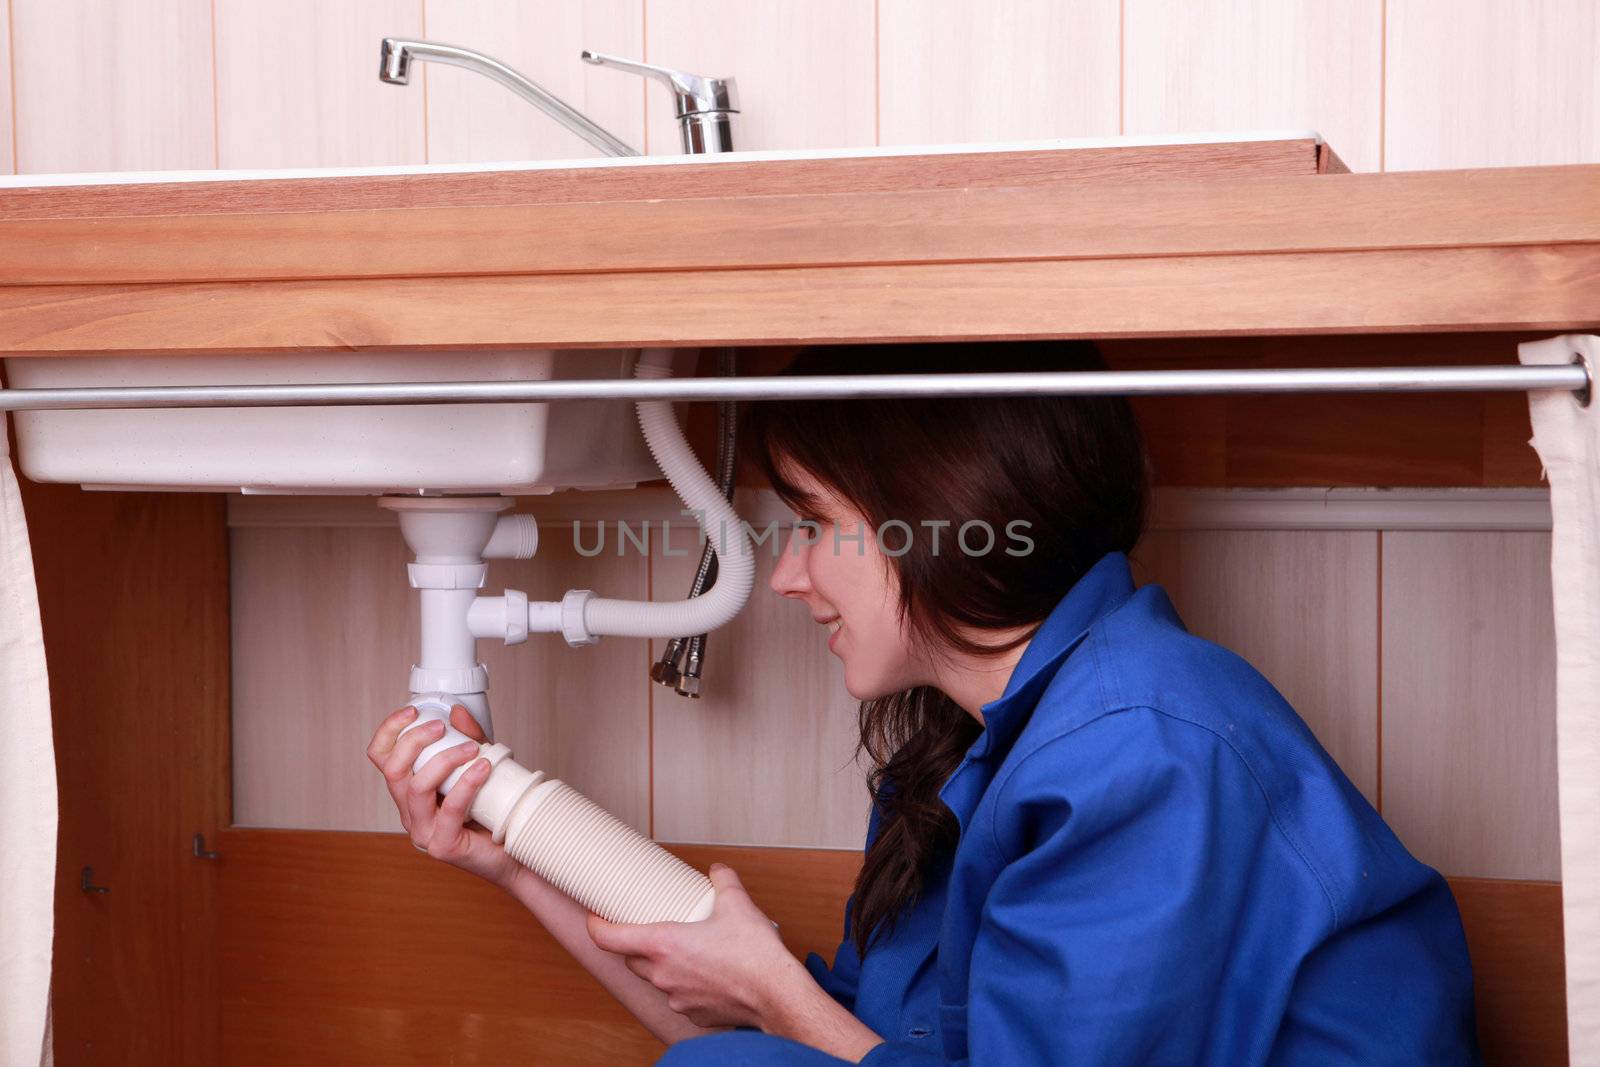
0;137;1595;354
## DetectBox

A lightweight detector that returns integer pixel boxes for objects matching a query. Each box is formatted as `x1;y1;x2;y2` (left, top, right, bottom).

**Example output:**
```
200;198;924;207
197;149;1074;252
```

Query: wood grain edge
0;138;1326;221
2;244;1595;353
0;164;1594;286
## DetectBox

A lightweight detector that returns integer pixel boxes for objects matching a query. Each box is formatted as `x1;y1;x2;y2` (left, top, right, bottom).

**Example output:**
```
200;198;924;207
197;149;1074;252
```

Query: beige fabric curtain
1521;333;1600;1065
0;419;55;1067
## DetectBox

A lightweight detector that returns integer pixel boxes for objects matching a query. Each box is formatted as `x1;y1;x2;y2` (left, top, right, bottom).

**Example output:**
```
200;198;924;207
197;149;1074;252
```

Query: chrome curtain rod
0;363;1588;411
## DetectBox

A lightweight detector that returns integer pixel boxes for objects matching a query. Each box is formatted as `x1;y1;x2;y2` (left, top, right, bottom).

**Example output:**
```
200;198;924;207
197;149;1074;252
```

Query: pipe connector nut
561;588;599;647
503;588;529;645
408;663;490;695
407;561;489;590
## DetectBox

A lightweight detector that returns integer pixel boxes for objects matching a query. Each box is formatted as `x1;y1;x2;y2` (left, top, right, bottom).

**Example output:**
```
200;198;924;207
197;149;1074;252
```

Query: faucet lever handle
580;51;739;119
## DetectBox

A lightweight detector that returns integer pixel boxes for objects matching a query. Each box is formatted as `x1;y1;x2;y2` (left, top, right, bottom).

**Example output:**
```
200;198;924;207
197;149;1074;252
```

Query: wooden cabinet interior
26;332;1571;1064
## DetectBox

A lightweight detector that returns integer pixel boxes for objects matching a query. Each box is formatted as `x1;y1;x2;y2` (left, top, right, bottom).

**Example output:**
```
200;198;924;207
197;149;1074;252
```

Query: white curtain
0;418;54;1067
1521;333;1600;1065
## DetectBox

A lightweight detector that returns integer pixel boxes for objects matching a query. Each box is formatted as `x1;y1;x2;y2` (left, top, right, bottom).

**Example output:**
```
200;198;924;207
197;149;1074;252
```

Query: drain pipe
389;496;515;740
383;347;752;924
385;496;718;924
408;692;715;924
459;349;756;648
559;348;754;642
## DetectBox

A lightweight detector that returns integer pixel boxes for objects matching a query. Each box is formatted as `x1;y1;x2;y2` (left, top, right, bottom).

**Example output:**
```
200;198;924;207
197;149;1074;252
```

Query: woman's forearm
759;957;886;1063
502;867;723;1046
501;866;883;1062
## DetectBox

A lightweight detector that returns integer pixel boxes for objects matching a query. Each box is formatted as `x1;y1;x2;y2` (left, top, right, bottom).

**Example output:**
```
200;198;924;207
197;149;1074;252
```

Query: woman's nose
769;529;811;598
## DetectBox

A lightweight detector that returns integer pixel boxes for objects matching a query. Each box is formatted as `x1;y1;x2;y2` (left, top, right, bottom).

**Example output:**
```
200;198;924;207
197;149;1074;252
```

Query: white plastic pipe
386;511;725;917
528;348;756;644
420;588;481;674
402;694;716;924
388;498;511;737
382;348;751;921
387;507;717;922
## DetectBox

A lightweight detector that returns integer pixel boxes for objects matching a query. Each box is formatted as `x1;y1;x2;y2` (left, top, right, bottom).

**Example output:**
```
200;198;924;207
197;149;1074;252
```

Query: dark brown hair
742;340;1150;956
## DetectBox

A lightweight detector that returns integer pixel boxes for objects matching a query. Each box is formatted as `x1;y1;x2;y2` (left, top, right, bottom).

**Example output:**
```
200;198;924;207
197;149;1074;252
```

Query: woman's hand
366;703;520;890
584;864;813;1031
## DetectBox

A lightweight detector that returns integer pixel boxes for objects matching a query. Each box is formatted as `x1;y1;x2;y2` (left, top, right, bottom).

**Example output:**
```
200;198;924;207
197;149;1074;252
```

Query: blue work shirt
659;551;1481;1065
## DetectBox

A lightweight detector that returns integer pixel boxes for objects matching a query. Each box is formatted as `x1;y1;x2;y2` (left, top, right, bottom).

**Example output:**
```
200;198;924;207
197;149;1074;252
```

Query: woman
367;340;1481;1065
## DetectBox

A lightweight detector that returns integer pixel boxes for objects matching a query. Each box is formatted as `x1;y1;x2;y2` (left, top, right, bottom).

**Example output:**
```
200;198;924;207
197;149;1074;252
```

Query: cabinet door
25;483;229;1065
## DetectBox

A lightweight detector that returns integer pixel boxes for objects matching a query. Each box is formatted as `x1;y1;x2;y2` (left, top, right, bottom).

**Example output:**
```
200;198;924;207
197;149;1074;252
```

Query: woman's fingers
412;741;482;794
378;719;448;821
435;757;491;829
449;705;488;743
366;705;419;767
368;708;515;886
428;757;492;855
588;914;669;958
405;742;481;846
380;718;445;786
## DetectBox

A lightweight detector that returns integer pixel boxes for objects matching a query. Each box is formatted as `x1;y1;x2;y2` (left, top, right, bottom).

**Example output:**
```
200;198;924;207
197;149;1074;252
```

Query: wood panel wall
1385;0;1600;171
4;0;1598;176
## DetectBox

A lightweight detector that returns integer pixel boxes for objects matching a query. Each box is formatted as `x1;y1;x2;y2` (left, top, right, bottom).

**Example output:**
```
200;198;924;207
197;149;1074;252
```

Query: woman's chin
841;668;895;703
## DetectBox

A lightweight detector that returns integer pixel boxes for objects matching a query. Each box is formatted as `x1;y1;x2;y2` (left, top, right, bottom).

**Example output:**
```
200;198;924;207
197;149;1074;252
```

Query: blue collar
965;550;1137;761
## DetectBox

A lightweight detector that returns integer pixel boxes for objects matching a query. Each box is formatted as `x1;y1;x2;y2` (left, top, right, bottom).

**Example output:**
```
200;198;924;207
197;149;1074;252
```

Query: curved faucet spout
378;37;640;158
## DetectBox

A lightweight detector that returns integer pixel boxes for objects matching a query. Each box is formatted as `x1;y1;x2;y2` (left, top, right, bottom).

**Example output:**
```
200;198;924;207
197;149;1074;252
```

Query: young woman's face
768;462;929;700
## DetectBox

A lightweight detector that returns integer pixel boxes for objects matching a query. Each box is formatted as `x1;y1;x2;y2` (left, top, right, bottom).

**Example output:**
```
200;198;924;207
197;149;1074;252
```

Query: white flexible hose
403;695;716;924
578;348;755;639
502;778;716;924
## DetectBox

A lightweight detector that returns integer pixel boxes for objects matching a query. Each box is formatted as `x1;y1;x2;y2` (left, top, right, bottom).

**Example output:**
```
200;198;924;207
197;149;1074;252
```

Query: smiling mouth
815;615;842;635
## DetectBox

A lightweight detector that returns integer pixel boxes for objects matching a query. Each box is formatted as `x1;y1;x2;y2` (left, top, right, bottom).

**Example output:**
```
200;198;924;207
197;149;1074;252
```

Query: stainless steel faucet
580;51;739;155
377;38;738;157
